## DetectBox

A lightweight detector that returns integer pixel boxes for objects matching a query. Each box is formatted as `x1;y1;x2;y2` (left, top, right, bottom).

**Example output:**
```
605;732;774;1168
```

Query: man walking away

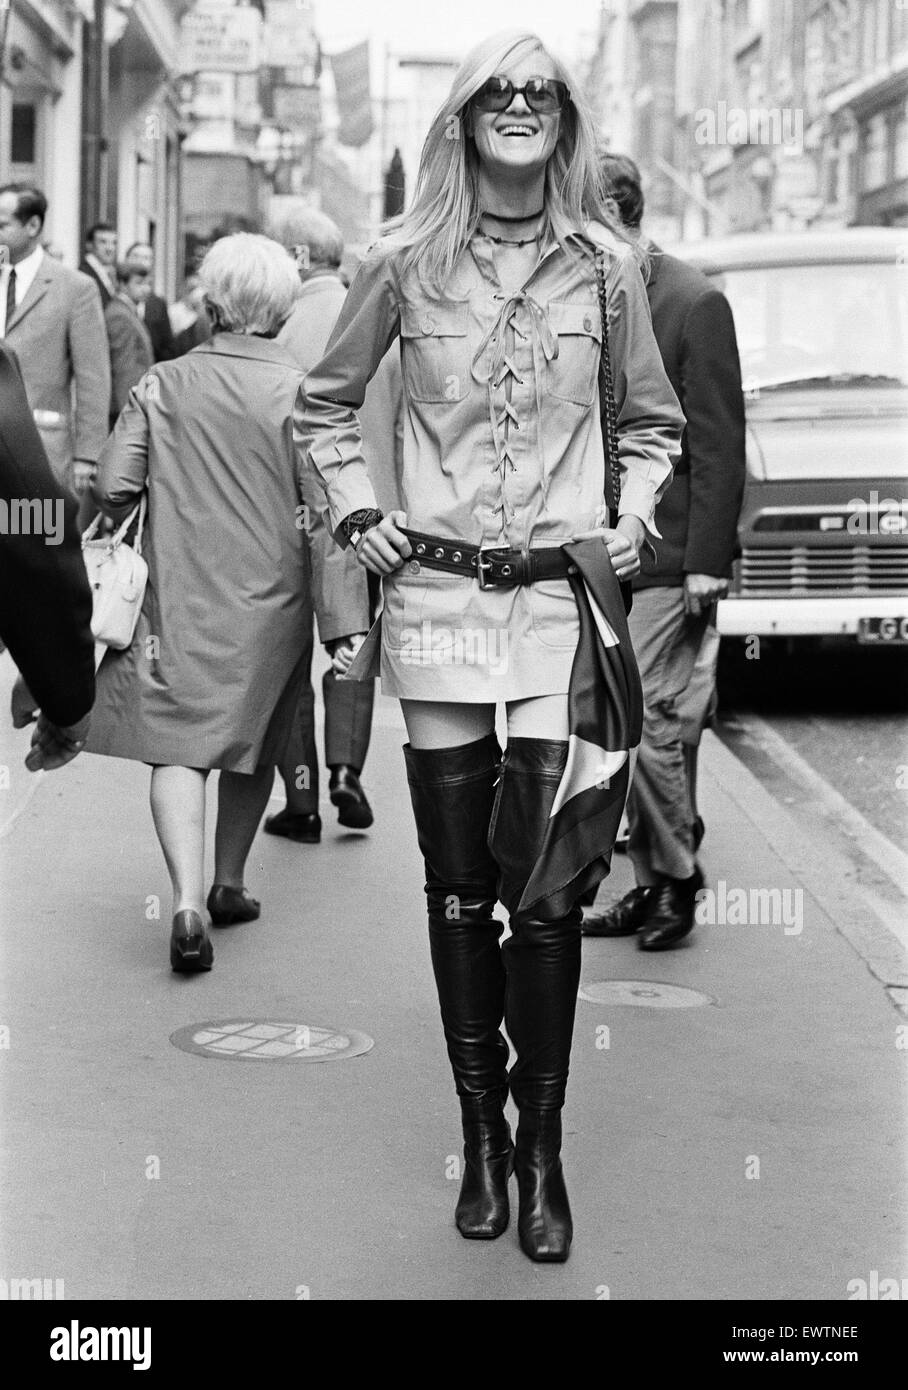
584;154;745;951
265;205;403;842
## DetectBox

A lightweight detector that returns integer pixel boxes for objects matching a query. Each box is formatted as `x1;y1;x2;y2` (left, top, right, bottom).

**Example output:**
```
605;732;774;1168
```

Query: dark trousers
277;599;376;814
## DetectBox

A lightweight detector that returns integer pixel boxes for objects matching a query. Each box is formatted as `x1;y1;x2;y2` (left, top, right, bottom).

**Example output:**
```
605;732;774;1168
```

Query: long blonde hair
384;30;627;294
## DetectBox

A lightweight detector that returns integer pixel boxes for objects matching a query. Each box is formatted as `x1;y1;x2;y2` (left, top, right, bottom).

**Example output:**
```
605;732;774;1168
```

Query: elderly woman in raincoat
87;234;368;975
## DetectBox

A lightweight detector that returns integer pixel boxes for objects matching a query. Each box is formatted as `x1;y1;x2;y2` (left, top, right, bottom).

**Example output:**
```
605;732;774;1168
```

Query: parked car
673;228;908;645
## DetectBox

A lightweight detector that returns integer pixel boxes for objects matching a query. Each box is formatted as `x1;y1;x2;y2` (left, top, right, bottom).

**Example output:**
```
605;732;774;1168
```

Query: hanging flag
383;147;406;218
330;41;373;147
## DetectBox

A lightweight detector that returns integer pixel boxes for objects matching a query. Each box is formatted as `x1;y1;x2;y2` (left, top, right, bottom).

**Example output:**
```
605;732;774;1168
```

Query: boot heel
455;1099;514;1240
515;1119;573;1263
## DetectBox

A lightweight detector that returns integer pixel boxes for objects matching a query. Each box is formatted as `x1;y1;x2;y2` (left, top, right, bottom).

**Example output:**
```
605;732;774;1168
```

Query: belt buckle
476;543;517;589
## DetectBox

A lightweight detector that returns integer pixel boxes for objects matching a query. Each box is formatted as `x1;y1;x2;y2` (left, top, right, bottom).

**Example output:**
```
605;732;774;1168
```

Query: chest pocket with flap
546;300;602;407
400;301;471;404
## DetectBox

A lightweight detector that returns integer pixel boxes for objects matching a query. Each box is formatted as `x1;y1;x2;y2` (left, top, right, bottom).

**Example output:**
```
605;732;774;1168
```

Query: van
674;228;908;644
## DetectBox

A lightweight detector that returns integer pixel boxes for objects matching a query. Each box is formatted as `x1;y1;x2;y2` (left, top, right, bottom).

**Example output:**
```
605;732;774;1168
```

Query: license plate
857;617;908;644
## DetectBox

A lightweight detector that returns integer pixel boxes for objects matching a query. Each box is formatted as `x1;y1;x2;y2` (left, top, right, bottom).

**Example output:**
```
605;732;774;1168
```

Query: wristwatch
341;508;384;547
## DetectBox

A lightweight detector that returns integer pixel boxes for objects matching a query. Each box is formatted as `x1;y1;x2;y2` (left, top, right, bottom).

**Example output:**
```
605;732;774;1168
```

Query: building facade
674;0;908;236
0;0;186;292
0;0;86;260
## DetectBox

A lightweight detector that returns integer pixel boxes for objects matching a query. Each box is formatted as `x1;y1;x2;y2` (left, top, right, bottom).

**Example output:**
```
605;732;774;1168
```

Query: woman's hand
571;515;647;581
355;509;412;575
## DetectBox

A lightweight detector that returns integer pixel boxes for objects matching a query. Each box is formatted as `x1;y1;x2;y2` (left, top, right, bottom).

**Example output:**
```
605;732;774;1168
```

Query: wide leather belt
400;528;574;590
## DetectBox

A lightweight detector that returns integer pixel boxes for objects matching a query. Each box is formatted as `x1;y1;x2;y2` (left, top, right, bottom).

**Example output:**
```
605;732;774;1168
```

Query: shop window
11;104;36;166
894;106;908;183
861;114;889;191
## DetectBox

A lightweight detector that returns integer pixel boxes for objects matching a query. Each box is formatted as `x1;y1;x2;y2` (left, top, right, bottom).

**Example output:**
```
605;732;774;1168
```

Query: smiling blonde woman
295;29;684;1263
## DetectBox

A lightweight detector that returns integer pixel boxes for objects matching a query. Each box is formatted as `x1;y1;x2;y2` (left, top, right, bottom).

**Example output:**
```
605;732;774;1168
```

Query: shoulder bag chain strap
595;248;622;523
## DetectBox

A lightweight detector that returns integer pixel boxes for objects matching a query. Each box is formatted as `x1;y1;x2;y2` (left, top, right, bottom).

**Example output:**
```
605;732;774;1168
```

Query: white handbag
82;497;148;651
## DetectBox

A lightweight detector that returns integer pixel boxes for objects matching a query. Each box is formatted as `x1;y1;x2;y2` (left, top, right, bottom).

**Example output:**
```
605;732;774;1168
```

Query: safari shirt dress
294;221;684;702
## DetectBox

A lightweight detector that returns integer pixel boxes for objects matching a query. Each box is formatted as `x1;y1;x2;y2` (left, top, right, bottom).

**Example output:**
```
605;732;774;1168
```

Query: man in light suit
265;205;403;842
0;185;111;500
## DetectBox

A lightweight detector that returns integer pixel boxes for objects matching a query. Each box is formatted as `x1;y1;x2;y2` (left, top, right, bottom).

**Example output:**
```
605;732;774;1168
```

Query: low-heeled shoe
207;884;260;926
263;809;322;843
638;867;704;951
582;884;657;937
329;765;374;829
170;910;213;973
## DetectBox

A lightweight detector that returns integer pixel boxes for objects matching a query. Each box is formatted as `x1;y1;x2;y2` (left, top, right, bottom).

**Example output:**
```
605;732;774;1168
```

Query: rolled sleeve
605;248;685;540
293;247;401;545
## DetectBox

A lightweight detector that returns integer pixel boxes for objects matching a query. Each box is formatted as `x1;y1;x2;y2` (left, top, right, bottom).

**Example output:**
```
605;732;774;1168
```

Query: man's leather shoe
263;809;321;843
638;867;704;951
582;885;657;937
207;884;260;926
329;765;373;829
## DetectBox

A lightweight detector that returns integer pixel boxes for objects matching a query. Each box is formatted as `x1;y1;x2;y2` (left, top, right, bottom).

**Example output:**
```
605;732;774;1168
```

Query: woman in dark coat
87;233;368;973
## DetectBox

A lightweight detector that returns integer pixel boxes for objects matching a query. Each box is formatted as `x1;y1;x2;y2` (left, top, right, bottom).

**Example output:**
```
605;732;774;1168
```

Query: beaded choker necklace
482;232;542;247
480;208;544;246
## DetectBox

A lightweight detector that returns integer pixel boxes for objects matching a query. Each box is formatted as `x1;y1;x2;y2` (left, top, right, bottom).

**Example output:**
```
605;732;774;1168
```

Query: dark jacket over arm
640;249;746;586
0;344;95;725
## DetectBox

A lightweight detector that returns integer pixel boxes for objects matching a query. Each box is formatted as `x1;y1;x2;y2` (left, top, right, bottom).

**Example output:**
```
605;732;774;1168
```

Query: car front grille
736;544;908;596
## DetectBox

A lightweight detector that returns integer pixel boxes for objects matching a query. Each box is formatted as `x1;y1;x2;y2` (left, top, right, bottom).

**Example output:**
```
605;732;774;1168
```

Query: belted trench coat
294;222;684;702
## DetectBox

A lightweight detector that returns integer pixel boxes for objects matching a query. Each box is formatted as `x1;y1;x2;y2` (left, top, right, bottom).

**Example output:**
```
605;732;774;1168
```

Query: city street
1;646;905;1301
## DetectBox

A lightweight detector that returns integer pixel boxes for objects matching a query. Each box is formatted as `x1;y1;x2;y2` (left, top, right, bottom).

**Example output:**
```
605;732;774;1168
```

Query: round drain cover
170;1019;374;1062
578;981;714;1008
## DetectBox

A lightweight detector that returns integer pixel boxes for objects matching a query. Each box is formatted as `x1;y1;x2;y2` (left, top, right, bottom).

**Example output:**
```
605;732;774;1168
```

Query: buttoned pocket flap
547;301;602;343
400;302;470;338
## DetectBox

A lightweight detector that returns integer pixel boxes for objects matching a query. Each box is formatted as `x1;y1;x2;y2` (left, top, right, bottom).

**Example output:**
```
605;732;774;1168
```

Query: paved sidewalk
0;657;905;1300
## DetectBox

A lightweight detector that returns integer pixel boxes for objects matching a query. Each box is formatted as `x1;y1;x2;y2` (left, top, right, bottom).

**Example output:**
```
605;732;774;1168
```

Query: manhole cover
170;1019;374;1062
578;981;714;1008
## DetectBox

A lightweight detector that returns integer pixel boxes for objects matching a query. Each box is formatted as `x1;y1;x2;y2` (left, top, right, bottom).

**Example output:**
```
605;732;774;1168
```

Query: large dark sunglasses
471;76;570;115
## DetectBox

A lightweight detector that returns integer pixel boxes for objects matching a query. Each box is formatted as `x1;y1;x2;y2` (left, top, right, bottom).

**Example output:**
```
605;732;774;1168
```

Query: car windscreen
709;262;908;392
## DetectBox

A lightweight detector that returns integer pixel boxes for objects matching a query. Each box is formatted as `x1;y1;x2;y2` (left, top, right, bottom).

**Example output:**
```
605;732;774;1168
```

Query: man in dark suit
0;343;95;769
124;242;175;363
79;222;118;307
105;262;154;426
585;154;745;950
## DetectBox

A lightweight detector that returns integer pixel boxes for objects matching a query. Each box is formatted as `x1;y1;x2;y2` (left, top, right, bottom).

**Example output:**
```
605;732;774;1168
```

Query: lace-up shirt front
294;221;684;701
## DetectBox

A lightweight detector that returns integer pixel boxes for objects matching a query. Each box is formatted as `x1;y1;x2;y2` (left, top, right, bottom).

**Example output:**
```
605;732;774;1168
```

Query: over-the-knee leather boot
405;734;514;1239
489;736;582;1263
